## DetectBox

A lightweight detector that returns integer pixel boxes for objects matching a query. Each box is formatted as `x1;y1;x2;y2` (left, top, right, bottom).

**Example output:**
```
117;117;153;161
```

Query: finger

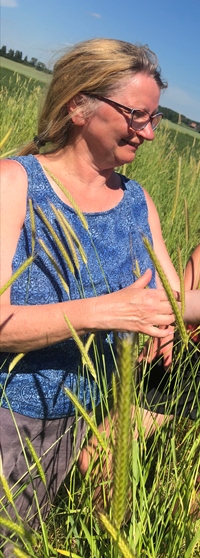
146;325;175;338
163;351;173;369
173;290;180;302
138;338;154;362
132;268;152;289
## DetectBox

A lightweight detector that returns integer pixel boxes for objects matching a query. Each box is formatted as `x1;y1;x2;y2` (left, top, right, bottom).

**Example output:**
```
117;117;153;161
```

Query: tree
23;55;28;63
30;57;38;67
0;45;7;55
14;50;23;61
36;61;46;71
8;49;14;59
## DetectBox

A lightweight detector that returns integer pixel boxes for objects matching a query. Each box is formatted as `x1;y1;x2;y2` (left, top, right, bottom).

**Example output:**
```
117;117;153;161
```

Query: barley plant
0;70;200;557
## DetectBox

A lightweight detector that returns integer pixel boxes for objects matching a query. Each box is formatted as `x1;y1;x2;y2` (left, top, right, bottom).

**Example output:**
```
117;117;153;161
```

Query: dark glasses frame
84;93;163;131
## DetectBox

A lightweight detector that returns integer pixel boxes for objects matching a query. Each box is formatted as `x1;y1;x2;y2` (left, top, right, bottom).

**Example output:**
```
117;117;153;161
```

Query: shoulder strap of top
10;155;54;200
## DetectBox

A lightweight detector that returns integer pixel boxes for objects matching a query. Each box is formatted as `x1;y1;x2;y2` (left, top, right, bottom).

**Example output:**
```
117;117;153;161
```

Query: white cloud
88;12;101;19
0;0;17;6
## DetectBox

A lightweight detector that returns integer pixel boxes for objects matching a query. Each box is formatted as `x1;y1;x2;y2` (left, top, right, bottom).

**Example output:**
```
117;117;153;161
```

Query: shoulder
0;157;28;181
0;158;29;197
0;154;38;180
0;158;28;228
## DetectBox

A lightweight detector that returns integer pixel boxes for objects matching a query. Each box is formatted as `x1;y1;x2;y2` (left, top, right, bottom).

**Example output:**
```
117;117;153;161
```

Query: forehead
112;73;160;107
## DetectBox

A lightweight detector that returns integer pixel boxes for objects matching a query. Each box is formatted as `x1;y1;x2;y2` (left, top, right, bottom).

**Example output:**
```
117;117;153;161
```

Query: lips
121;138;139;148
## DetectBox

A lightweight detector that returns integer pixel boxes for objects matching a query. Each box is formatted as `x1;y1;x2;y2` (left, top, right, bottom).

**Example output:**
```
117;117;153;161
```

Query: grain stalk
112;333;138;530
57;209;88;264
38;238;69;295
43;167;88;230
50;203;80;270
171;156;181;223
63;386;107;451
36;205;75;275
28;198;36;255
143;236;188;347
0;256;34;296
177;246;185;317
25;438;46;486
0;128;12;150
63;314;97;380
184;197;189;246
99;512;136;557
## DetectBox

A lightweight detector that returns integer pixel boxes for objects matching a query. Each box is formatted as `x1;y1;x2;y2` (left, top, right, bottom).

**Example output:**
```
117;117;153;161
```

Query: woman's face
79;72;161;170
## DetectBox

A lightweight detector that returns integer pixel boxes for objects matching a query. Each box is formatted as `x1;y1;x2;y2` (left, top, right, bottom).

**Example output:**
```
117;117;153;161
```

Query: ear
67;94;86;126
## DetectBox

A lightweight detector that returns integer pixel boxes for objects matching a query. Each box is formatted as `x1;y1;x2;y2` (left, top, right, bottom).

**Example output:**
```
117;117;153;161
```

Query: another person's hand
138;326;175;370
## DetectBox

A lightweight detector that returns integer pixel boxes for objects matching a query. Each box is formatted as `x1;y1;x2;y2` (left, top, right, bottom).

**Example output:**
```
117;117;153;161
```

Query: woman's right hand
95;269;176;338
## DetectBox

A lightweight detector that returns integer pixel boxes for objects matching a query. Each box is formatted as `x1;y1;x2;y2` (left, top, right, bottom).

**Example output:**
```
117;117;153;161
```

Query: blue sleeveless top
0;155;156;419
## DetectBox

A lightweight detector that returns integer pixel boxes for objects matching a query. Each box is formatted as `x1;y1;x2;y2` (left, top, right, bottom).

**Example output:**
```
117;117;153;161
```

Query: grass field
0;56;51;83
164;118;200;138
0;63;200;558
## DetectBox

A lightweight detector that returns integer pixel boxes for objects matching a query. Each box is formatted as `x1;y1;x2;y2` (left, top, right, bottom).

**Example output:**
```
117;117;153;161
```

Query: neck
38;146;123;213
49;145;115;187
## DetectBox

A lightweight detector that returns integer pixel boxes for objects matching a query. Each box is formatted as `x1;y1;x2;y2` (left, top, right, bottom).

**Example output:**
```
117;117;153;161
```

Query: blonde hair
19;37;167;155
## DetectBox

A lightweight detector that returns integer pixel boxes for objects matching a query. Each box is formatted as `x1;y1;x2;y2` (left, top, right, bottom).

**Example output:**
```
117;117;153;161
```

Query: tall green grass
0;72;47;157
0;72;200;558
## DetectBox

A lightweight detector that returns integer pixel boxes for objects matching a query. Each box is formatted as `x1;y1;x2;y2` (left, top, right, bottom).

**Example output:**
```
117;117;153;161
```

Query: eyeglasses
89;94;163;131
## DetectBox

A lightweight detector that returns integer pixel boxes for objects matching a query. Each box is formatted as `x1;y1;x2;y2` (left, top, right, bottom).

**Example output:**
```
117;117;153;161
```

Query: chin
116;153;136;167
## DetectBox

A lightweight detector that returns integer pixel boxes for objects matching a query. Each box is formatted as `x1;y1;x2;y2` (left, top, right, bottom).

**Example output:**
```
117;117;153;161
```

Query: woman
0;38;193;545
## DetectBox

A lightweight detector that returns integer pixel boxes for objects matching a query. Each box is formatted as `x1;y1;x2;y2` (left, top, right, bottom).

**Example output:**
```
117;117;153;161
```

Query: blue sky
1;0;200;122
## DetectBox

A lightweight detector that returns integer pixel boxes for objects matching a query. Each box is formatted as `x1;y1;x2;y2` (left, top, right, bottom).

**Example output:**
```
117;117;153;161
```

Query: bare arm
145;195;200;325
184;244;200;324
184;244;200;290
142;189;181;367
184;290;200;324
144;188;180;291
0;161;176;353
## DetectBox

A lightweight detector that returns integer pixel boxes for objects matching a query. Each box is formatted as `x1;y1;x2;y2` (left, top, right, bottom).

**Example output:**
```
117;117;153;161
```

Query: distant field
0;56;51;83
0;66;48;96
163;118;200;139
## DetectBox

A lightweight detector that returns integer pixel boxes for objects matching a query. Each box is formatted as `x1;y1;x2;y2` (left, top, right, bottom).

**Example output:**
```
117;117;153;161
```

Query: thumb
133;268;152;289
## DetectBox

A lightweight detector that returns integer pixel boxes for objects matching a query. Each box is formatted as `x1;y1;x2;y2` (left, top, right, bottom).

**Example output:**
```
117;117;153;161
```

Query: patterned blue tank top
0;155;156;419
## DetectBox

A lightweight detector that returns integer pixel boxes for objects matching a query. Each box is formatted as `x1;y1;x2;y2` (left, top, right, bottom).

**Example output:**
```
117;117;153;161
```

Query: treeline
158;105;200;131
0;45;52;74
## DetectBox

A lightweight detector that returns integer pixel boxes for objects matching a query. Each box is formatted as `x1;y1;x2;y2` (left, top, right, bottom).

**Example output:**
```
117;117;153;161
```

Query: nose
136;121;155;141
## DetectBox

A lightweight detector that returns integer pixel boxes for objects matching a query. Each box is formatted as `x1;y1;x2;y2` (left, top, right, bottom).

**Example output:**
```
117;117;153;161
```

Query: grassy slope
164;118;200;139
0;56;51;83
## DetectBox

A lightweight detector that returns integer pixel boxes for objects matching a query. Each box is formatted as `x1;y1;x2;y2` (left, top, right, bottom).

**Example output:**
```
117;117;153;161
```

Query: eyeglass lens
130;111;162;131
